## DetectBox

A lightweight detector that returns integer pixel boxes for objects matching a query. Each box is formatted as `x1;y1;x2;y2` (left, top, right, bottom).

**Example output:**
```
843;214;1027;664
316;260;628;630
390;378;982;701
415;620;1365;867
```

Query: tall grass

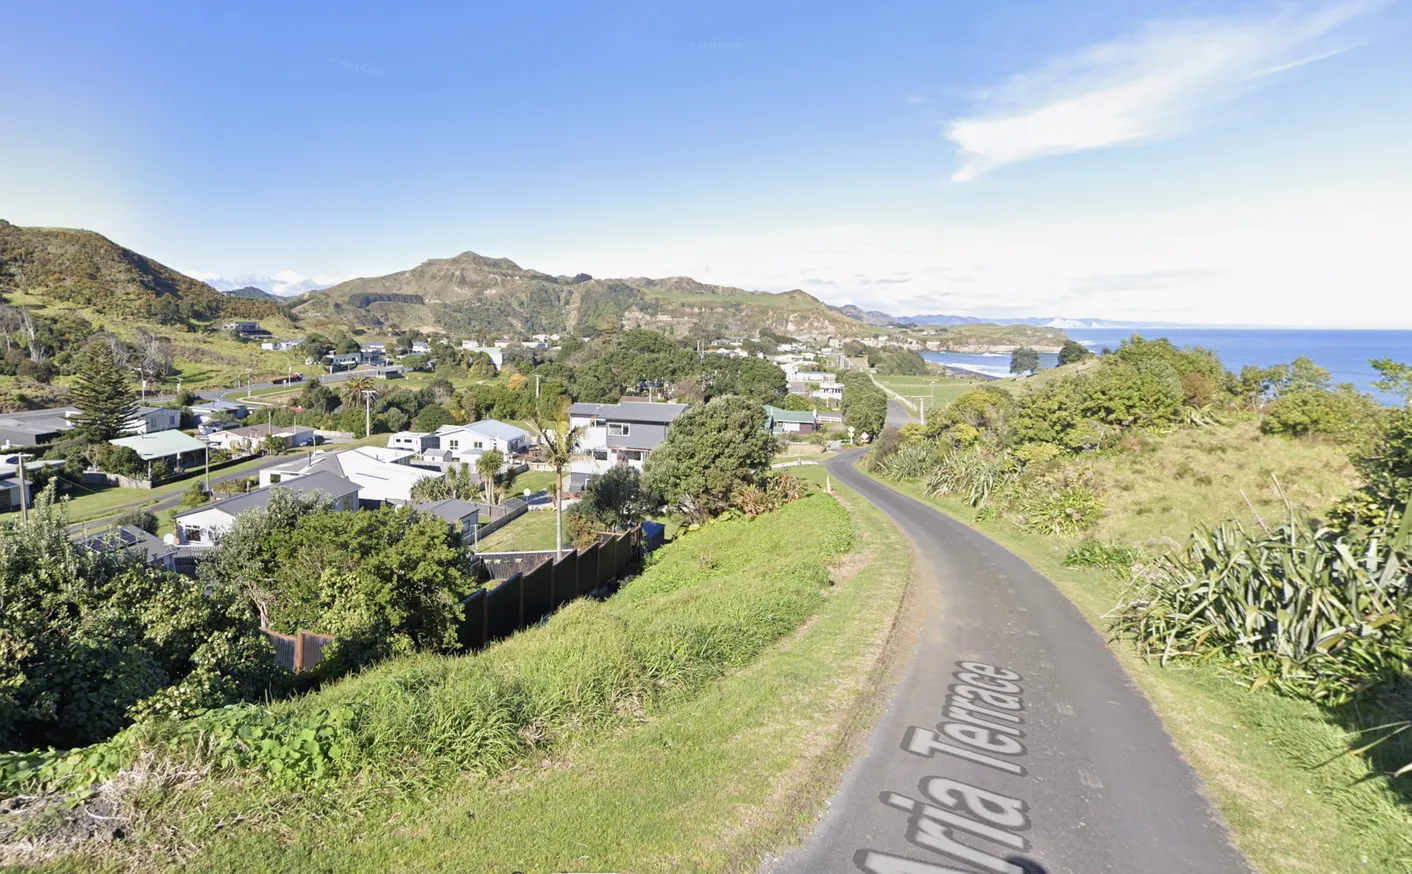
138;495;854;794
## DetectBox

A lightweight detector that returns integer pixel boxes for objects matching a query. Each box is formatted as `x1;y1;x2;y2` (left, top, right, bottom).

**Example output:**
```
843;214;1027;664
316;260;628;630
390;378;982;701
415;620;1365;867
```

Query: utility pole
204;444;210;492
361;389;376;438
17;453;29;523
246;367;253;399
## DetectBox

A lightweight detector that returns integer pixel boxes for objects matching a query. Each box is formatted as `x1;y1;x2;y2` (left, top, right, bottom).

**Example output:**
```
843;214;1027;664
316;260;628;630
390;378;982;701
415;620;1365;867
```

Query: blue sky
3;0;1410;326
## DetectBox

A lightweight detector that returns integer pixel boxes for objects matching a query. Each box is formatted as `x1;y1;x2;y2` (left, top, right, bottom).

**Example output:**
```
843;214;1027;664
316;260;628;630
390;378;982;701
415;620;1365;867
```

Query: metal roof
461;419;529;442
568;402;688;424
109;430;207;461
175;470;359;519
764;405;817;424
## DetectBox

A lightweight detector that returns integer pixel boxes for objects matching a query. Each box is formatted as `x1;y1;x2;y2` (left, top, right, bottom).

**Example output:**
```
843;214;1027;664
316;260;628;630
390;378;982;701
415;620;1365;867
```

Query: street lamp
361;389;377;437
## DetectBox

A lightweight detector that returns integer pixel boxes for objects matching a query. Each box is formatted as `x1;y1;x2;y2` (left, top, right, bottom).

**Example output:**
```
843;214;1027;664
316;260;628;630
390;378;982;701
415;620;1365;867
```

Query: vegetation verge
11;476;912;873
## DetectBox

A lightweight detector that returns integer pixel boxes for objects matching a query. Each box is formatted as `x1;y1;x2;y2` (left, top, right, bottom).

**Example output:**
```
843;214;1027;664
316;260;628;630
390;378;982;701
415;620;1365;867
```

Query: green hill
292;251;884;339
0;220;284;324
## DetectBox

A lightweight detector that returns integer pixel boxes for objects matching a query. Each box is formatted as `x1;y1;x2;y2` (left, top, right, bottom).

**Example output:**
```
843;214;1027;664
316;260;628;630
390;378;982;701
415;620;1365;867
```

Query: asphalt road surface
768;451;1251;874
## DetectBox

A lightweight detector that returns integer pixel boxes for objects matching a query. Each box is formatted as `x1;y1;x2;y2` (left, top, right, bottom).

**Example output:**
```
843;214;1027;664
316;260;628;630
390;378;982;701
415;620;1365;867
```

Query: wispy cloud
947;1;1382;181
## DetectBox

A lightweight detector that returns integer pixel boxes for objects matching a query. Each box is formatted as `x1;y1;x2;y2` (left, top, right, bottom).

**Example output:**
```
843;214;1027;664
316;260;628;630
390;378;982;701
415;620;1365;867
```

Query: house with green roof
763;405;818;436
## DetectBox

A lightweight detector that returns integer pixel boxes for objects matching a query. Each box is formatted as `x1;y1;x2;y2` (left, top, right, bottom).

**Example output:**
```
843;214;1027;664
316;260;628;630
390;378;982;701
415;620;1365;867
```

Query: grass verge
866;472;1412;874
21;478;912;873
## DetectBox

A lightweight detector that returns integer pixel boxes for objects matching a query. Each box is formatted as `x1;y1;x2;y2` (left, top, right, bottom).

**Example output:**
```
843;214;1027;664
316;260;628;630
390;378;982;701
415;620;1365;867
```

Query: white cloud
947;1;1382;181
186;270;341;297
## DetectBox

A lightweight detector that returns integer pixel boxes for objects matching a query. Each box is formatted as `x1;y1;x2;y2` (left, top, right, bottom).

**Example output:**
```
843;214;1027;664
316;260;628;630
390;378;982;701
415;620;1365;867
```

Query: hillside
292;251;885;339
0;220;284;323
906;322;1068;352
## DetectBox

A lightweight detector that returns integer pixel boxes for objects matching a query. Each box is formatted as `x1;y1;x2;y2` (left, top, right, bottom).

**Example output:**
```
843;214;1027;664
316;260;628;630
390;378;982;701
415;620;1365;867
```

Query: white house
328;352;361;369
124;406;181;435
436;420;529;458
188;400;249;423
205;424;317;455
459;344;504;369
387;431;438;453
172;471;359;547
258;446;434;505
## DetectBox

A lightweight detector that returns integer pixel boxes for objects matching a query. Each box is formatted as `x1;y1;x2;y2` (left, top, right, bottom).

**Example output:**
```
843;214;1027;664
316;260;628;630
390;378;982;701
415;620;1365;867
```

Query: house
188;400;250;423
568;401;688;470
257;446;434;506
260;339;303;352
205;424;317;454
360;344;387;364
438;420;530;458
172;471;360;547
374;365;403;379
222;321;260;334
410;341;432;354
812;384;845;403
0;471;28;512
411;499;479;544
107;431;208;476
387;431;438;453
460;343;504;369
0;407;75;449
124;406;181;435
764;405;818;435
75;525;177;571
328;353;362;370
791;370;835;383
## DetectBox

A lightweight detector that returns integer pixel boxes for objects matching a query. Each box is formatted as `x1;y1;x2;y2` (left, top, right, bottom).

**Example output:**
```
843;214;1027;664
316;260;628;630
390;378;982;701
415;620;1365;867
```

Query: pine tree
71;340;138;442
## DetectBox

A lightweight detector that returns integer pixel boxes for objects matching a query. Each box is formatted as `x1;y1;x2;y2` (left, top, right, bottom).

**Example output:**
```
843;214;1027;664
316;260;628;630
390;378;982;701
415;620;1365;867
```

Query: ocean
920;328;1412;403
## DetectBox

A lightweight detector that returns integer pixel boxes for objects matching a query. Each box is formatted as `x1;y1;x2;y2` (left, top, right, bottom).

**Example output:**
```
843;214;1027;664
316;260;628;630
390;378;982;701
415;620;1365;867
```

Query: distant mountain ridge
217;285;282;303
294;250;885;339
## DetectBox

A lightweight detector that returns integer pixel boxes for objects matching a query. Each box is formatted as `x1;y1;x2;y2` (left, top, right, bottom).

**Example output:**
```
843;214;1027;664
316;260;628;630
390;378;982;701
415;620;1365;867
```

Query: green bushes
1063;540;1145;571
923;447;1020;509
2;495;852;799
1261;387;1384;441
1112;511;1412;704
841;372;887;439
1020;486;1104;538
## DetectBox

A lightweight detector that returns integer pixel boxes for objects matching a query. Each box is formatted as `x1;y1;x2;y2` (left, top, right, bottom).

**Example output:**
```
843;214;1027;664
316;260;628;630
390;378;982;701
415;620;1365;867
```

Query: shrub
875;440;937;481
112;506;160;534
1020;486;1103;538
865;426;904;470
1261;387;1385;441
1112;512;1412;704
1063;540;1144;572
924;447;1020;508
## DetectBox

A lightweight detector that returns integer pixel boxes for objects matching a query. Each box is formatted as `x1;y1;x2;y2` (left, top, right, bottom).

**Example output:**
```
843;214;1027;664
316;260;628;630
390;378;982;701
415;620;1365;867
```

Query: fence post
293;630;306;673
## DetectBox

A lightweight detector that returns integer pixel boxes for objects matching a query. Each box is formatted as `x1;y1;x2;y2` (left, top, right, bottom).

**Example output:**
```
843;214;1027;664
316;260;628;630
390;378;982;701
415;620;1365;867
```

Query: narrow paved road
769;452;1250;874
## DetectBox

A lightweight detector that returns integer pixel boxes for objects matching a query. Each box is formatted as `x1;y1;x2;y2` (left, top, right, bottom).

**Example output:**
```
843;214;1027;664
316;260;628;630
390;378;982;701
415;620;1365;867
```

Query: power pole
17;453;29;523
362;389;376;437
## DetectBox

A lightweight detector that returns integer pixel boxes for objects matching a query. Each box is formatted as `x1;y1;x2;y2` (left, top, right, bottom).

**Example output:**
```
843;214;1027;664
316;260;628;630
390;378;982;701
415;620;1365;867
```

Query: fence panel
551;551;577;611
577;543;599;596
458;589;488;651
486;573;523;641
521;559;554;626
297;631;335;672
264;629;297;671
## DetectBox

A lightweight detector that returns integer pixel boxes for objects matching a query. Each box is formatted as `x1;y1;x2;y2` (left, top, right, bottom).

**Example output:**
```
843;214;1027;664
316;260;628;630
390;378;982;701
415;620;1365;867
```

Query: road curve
768;452;1250;874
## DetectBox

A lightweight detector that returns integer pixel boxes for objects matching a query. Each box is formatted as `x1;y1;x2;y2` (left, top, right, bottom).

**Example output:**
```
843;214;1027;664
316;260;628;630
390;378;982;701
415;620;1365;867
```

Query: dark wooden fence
458;528;641;652
263;628;337;672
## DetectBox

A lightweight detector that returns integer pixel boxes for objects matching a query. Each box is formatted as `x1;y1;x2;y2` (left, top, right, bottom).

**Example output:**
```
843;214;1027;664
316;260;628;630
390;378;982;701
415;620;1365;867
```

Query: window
473;440;484;449
186;526;203;543
608;422;631;437
449;439;460;450
269;474;281;484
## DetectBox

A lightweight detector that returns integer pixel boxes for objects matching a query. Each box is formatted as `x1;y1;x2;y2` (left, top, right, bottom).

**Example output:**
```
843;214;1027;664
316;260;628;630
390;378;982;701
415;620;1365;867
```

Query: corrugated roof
175;470;358;519
765;405;817;424
109;430;207;461
568;402;688;424
462;419;529;442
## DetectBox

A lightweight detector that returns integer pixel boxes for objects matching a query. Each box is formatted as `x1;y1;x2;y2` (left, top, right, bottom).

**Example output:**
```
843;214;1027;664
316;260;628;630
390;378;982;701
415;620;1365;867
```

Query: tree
112;506;160;534
573;465;658;531
0;486;278;749
70;338;139;442
413;403;453;432
476;448;505;505
1010;347;1041;375
841;372;887;440
533;414;586;558
1371;358;1412;404
644;396;775;523
1057;340;1093;366
736;357;788;404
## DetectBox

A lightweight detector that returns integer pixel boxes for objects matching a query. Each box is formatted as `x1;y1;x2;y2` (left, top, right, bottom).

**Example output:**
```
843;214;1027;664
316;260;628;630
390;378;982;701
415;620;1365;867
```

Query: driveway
767;452;1250;874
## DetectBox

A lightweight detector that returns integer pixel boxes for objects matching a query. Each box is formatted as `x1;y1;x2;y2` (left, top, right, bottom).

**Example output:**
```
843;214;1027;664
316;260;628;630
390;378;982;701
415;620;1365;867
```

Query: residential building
222;320;260;334
387;431;439;453
0;407;75;449
75;525;177;571
107;431;208;476
411;498;479;544
260;339;303;352
437;419;530;458
125;406;181;435
205;424;317;455
374;365;403;379
568;401;688;470
459;343;504;369
763;405;818;435
812;384;844;404
410;341;432;354
0;471;27;512
189;400;250;423
173;471;360;547
328;352;362;370
257;446;434;505
360;344;387;364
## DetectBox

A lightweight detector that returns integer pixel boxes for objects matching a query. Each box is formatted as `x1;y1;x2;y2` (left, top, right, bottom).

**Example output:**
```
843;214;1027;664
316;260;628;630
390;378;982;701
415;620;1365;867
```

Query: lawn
35;482;912;873
59;456;276;525
473;506;564;552
867;472;1412;874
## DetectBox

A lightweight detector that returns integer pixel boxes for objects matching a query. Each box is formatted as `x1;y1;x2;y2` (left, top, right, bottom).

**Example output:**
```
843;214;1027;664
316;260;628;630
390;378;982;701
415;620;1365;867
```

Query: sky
3;0;1411;327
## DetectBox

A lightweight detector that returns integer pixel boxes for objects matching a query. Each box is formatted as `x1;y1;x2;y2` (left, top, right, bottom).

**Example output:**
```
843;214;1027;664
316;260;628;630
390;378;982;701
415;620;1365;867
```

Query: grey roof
567;472;594;494
462;419;529;442
109;430;207;460
568;402;688;425
175;470;359;520
75;525;175;564
223;424;315;439
412;499;480;524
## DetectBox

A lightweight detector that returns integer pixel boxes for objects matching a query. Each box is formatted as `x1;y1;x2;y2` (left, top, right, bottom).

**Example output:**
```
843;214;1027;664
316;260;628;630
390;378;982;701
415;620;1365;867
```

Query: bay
921;328;1412;403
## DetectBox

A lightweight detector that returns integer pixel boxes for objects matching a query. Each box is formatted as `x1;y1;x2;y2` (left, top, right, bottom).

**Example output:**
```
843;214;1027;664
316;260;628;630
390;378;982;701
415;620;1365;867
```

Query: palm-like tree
534;415;585;558
340;376;377;436
476;448;504;505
